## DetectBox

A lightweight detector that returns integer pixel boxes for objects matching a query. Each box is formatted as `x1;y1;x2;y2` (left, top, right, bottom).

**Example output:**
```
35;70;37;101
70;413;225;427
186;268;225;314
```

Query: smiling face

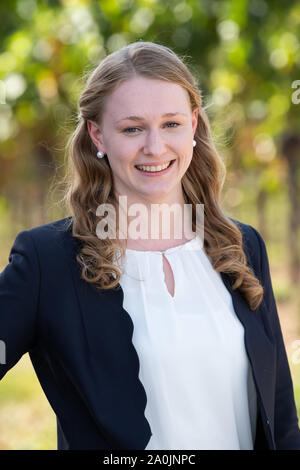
87;76;198;206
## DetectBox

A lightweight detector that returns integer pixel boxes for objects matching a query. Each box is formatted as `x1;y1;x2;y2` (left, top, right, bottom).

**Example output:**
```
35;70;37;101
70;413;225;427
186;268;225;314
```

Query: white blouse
114;235;257;450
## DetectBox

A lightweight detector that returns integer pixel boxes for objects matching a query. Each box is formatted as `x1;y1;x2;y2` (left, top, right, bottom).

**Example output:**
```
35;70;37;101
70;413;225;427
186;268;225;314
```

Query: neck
116;191;196;250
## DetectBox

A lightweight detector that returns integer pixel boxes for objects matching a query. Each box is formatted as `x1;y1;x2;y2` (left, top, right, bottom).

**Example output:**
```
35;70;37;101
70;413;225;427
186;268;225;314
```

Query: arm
252;226;300;450
0;230;40;380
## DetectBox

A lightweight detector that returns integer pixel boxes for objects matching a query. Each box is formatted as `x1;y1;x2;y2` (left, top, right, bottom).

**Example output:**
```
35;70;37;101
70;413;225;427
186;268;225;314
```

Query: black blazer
0;216;300;450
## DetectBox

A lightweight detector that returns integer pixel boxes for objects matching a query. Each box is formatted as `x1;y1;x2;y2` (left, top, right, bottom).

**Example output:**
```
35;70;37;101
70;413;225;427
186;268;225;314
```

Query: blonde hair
61;40;263;311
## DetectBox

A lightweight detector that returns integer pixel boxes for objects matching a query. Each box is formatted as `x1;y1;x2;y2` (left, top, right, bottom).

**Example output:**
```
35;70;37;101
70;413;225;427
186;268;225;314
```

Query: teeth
136;161;172;172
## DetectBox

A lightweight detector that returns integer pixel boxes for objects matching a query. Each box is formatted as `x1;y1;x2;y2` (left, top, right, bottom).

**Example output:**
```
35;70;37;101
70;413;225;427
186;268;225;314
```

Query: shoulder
20;216;73;244
228;216;267;279
228;216;262;249
10;216;74;262
26;216;73;238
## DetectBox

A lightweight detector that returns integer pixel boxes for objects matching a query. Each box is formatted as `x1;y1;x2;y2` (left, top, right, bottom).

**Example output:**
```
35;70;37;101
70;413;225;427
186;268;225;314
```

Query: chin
143;192;173;202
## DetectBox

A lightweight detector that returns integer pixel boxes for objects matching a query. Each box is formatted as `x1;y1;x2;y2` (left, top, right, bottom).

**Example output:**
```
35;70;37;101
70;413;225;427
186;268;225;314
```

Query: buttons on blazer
266;419;270;425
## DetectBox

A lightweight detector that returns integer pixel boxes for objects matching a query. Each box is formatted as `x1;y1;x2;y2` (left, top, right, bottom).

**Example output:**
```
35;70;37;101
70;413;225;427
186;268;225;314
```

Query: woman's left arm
252;226;300;450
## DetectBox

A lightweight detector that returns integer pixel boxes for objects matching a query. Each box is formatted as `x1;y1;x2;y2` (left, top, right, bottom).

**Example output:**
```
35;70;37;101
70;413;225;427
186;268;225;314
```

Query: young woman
0;41;299;450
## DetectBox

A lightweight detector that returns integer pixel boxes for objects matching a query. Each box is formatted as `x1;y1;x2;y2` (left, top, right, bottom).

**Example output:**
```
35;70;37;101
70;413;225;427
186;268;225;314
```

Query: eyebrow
115;112;187;124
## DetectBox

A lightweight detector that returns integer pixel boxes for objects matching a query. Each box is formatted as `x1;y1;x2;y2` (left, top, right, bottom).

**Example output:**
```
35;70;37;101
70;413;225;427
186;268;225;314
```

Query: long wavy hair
60;40;264;311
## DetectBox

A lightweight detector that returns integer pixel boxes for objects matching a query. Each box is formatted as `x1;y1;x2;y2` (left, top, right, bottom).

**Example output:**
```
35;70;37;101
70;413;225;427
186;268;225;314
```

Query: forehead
104;77;191;120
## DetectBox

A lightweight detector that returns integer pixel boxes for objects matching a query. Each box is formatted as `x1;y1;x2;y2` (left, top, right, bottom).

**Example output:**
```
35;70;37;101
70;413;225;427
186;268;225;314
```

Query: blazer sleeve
252;226;300;450
0;230;40;380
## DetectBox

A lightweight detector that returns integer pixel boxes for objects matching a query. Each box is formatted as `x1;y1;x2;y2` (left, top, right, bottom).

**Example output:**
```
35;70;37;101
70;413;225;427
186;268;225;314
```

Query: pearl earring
193;139;196;147
97;150;104;158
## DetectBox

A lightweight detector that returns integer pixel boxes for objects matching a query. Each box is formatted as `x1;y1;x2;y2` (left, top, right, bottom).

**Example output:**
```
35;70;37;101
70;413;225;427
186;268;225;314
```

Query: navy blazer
0;216;300;450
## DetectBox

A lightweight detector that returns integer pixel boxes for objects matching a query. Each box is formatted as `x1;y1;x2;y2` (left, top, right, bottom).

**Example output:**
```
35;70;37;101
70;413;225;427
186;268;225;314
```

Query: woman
0;41;299;450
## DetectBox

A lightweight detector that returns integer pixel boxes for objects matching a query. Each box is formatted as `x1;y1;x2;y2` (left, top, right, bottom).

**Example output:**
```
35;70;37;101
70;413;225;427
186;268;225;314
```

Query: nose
143;129;167;156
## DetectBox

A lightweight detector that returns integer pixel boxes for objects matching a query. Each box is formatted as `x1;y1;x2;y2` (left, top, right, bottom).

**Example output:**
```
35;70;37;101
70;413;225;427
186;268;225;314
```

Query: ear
87;120;105;153
192;108;198;135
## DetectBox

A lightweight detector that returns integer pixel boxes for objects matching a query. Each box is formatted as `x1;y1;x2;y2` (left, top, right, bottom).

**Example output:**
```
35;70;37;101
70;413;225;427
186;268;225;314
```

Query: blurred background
0;0;300;450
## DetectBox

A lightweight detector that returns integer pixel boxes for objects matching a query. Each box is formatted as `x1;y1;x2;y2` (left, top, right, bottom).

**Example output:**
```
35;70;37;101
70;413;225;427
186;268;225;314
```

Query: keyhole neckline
125;234;203;255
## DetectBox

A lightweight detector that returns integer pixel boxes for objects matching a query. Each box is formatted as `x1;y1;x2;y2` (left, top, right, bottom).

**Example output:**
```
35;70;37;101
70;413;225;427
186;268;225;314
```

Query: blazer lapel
221;271;276;448
62;225;152;450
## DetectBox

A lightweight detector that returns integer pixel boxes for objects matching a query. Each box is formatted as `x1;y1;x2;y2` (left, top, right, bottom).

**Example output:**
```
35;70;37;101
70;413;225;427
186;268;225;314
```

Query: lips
135;160;172;167
135;159;176;176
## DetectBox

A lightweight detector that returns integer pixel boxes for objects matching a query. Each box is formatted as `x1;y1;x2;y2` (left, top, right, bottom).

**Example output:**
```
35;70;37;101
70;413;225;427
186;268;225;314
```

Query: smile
135;160;175;174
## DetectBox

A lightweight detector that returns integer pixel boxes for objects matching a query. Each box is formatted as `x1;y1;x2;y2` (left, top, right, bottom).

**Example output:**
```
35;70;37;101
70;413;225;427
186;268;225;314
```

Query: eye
166;122;180;128
122;122;181;134
123;127;140;134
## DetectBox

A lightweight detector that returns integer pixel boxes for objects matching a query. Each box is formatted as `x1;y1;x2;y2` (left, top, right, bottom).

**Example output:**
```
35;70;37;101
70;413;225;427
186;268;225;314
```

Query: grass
0;354;57;450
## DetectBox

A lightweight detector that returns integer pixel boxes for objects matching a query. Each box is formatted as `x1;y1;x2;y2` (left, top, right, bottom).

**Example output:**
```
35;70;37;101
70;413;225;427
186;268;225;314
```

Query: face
87;76;198;206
